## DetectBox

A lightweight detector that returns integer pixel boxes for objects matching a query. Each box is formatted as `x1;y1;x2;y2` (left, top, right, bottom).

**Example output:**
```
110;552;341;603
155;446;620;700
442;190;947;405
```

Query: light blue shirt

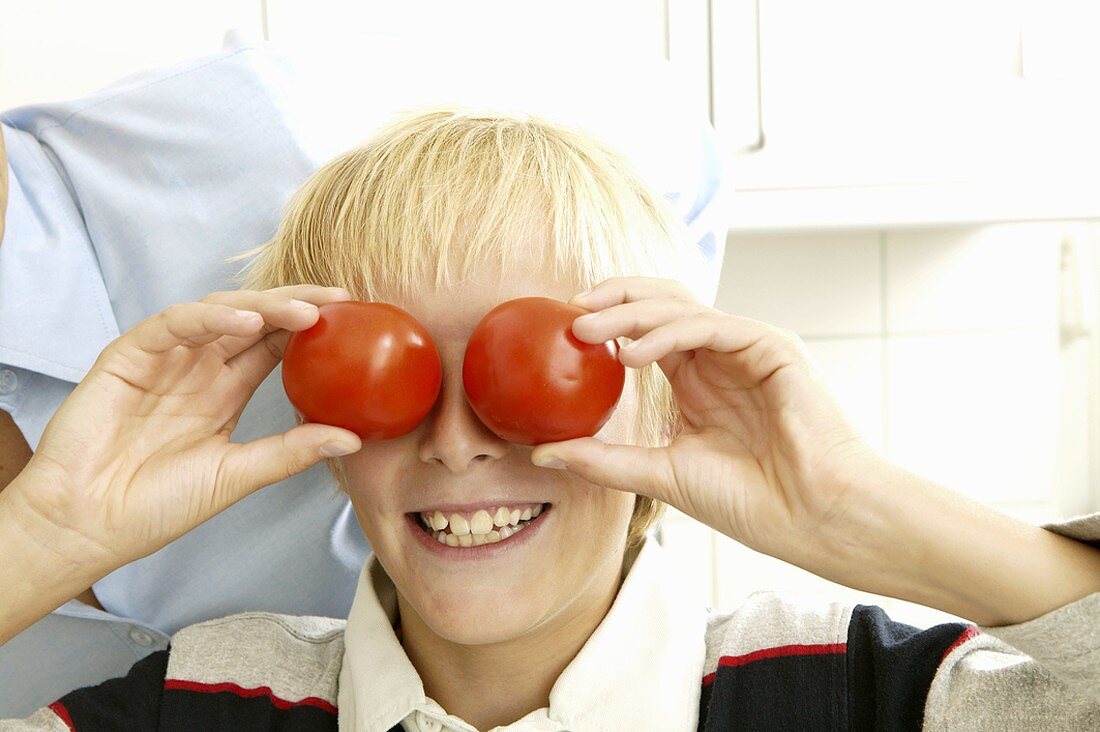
0;33;727;716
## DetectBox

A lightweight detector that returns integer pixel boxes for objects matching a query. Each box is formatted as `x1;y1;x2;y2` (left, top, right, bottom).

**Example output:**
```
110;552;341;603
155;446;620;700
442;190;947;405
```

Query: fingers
618;312;777;369
570;297;706;351
221;284;352;390
225;329;294;394
121;286;351;359
202;286;353;361
211;423;362;511
531;437;676;503
569;276;699;311
568;278;709;380
125;302;267;355
569;281;784;380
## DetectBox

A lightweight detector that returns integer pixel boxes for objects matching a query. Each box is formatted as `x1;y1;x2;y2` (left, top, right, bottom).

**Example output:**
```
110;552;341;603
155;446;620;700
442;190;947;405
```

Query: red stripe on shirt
47;701;76;731
164;679;338;715
702;642;847;686
939;625;980;664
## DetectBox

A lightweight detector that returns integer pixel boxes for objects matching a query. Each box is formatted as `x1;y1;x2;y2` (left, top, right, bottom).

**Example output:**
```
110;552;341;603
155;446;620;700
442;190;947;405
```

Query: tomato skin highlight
282;301;442;441
462;297;626;445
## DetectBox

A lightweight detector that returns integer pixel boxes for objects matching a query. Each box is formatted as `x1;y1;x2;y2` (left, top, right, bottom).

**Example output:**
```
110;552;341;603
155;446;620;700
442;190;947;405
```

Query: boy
2;108;1098;731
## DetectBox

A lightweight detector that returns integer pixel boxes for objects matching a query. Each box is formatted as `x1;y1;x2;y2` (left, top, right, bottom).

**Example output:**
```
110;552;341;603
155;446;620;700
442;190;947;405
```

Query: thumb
213;423;362;510
531;437;673;501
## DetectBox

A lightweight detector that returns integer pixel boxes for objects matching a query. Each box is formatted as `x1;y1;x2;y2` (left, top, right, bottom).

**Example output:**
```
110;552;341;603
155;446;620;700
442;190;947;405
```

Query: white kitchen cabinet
261;0;716;199
709;0;1100;228
264;0;670;69
260;0;719;128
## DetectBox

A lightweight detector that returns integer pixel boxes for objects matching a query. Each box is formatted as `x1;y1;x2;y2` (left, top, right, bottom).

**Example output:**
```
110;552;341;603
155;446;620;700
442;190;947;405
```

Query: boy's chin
414;591;547;646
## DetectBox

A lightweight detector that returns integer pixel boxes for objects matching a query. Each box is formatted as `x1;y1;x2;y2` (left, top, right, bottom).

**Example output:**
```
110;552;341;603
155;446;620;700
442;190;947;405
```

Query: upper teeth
420;503;544;536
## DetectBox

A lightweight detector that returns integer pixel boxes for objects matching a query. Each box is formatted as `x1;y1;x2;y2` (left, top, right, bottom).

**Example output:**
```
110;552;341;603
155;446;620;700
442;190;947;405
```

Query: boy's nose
417;374;508;473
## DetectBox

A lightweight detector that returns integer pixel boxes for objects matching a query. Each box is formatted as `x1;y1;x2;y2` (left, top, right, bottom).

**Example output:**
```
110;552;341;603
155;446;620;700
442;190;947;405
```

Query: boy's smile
413;502;548;545
406;502;552;557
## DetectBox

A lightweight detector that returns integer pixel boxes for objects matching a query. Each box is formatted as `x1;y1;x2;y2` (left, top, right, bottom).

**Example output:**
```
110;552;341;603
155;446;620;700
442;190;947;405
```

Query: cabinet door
263;0;705;175
712;0;1100;191
266;0;668;66
0;1;262;109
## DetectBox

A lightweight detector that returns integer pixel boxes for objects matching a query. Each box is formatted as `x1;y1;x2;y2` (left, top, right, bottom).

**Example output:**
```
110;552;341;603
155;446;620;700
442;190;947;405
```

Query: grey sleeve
922;512;1100;730
0;708;71;732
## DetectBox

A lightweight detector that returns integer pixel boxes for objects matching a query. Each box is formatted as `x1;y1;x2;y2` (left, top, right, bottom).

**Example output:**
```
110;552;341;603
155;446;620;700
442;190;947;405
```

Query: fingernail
291;299;318;311
621;340;639;351
572;289;592;301
320;441;358;458
575;312;599;322
234;309;262;321
533;454;567;470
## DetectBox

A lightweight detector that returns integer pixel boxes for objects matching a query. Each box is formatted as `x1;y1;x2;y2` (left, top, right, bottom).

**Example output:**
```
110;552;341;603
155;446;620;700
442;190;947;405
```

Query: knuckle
670;279;696;300
161;303;188;322
697;308;725;324
773;328;812;361
283;450;314;480
200;290;233;303
777;327;803;347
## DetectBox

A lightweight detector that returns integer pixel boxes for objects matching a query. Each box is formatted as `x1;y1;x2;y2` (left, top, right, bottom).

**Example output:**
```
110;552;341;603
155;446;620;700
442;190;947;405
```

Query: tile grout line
880;230;891;458
802;325;1057;341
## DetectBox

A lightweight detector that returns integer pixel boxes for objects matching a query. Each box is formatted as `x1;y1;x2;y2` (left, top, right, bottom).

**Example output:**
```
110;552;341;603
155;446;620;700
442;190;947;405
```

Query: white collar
337;536;707;732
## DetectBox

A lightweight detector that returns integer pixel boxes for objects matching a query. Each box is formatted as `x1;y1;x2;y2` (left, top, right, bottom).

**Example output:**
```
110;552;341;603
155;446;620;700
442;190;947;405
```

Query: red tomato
462;297;626;445
282;301;442;441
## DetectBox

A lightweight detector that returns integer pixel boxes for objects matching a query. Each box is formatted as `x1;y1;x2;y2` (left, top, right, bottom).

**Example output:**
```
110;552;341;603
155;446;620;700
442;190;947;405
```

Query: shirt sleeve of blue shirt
0;32;728;717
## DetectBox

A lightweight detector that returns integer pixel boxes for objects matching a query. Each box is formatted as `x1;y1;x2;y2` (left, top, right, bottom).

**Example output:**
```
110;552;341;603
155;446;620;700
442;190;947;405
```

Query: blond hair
237;107;695;549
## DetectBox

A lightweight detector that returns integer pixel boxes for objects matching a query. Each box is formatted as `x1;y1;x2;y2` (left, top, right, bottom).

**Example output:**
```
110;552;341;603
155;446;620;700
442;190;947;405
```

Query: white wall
661;222;1100;626
0;1;263;110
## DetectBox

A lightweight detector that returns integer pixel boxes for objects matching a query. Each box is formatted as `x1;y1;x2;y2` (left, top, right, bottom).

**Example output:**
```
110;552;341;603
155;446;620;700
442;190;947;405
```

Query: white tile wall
887;331;1060;505
885;224;1062;332
660;222;1097;626
803;338;886;452
715;231;881;336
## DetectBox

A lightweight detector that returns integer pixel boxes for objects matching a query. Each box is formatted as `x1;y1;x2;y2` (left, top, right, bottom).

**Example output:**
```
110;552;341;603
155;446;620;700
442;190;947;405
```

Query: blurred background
4;0;1099;627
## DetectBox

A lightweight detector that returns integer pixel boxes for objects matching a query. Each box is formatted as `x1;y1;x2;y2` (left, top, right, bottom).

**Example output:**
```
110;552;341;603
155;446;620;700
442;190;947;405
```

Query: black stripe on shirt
846;604;976;730
56;648;168;731
699;644;848;731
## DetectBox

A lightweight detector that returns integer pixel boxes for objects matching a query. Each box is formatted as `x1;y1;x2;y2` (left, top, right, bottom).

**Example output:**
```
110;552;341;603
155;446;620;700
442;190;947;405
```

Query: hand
3;286;363;574
530;277;880;565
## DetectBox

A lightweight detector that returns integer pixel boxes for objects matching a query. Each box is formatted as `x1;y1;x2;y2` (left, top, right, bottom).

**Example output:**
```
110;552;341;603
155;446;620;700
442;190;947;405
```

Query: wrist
787;456;920;593
804;460;1100;625
0;475;116;644
1;468;116;588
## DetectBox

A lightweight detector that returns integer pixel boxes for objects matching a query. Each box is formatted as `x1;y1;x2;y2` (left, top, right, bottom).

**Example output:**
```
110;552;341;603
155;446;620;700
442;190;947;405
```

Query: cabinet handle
710;0;764;153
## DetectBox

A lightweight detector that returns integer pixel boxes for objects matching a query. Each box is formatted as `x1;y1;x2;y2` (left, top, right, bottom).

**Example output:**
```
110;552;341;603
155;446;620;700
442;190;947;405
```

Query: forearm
815;459;1100;627
0;473;113;644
